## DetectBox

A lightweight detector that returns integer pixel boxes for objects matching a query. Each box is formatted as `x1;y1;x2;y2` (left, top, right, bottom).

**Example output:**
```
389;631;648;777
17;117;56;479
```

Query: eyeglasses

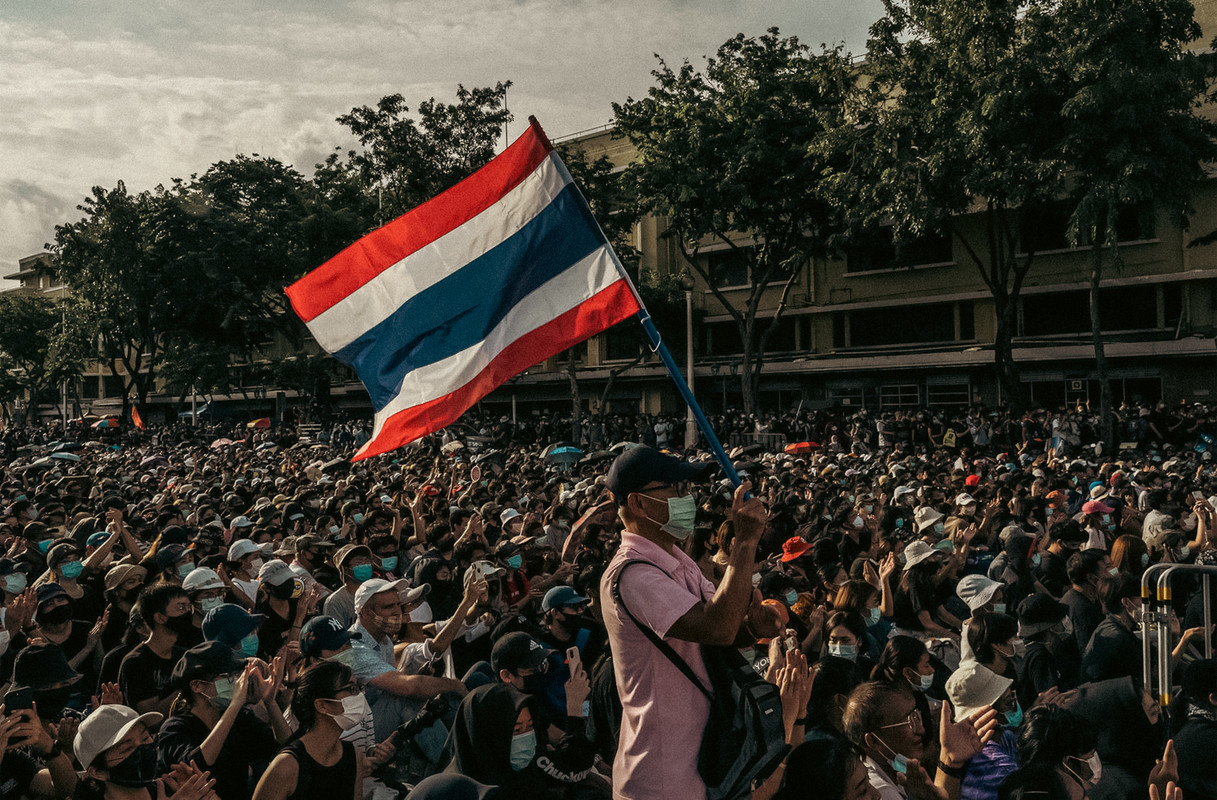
640;481;695;498
878;711;924;732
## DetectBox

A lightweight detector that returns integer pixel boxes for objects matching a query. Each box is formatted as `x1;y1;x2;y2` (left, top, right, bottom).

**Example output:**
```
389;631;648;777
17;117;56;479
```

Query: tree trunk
993;295;1025;410
599;350;647;417
566;349;582;444
739;318;758;415
1090;240;1115;453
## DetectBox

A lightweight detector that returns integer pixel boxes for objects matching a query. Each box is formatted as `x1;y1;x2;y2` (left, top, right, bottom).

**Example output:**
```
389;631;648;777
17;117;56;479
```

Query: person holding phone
0;700;78;799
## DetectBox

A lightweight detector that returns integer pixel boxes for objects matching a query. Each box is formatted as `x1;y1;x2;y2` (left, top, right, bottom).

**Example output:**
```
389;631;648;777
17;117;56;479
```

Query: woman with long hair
252;661;362;800
1110;535;1149;579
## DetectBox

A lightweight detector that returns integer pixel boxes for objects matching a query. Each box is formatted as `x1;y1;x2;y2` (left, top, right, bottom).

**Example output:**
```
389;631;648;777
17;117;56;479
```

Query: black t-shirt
0;749;39;800
99;642;136;691
157;708;279;800
119;643;185;708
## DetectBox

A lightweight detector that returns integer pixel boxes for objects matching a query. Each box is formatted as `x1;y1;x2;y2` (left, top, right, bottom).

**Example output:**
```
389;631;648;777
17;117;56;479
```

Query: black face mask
33;685;75;721
270;580;299;600
164;611;195;638
519;672;545;695
107;742;159;788
38;604;73;627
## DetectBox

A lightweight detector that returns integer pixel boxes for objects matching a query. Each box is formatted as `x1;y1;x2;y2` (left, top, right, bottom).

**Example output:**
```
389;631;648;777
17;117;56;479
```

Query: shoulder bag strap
612;559;712;700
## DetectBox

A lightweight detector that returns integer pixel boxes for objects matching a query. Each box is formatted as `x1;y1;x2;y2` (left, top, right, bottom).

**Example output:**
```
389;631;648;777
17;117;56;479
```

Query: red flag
131;405;145;431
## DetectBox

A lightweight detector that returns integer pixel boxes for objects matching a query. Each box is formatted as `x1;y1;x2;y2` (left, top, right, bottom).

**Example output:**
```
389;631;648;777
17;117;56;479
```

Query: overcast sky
1;0;882;276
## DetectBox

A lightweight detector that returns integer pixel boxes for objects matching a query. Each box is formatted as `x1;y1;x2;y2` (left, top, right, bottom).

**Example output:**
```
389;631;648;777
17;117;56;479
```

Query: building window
81;379;99;400
841;301;969;348
1020;285;1179;336
102;376;125;398
879;384;920;410
845;227;952;274
926;383;971;408
603;321;645;361
826;385;864;407
1020;201;1154;253
705;248;750;288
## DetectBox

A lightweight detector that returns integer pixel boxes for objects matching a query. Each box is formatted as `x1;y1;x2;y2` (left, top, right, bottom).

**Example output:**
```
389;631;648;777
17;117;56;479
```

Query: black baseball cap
491;632;551;674
606;445;714;506
299;616;362;658
172;641;246;688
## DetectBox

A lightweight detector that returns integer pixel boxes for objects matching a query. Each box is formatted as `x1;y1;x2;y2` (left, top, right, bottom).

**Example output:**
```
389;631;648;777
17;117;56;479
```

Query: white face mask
248;558;264;573
408;601;433;624
329;693;370;731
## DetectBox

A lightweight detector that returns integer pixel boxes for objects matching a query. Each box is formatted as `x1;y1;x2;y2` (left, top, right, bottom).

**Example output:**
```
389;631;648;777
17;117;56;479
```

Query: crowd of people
0;399;1213;800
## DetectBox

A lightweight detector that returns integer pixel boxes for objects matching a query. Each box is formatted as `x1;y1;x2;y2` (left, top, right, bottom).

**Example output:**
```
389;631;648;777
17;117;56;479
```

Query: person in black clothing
1173;659;1217;800
1060;550;1107;658
1032;521;1087;599
119;584;193;715
30;583;104;693
158;641;290;800
252;661;361;800
1080;575;1143;685
100;564;149;654
100;606;149;690
1015;594;1080;709
444;683;604;799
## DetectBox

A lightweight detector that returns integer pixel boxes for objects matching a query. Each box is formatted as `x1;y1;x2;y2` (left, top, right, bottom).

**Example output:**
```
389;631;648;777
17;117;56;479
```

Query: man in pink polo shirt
600;446;767;800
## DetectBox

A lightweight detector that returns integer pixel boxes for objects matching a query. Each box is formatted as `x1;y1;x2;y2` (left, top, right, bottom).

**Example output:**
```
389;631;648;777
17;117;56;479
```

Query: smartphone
3;687;32;712
1194;491;1206;501
784;636;799;653
566;646;582;668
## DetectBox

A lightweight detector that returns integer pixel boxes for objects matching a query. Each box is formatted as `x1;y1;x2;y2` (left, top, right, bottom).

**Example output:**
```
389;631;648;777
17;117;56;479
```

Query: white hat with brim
945;663;1012;723
74;704;163;771
902;540;937;571
353;577;411;614
956;574;1001;611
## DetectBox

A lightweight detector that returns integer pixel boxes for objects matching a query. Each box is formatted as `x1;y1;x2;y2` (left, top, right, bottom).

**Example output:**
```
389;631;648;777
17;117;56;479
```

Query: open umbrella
321;457;350;475
92;417;121;429
257;441;279;451
440;441;466;454
210;438;235;449
784;441;819;455
49;452;81;463
545;446;583;467
609;441;640;453
51;442;81;452
82;441;106;450
580;450;616;464
140;455;169;468
247;418;272;429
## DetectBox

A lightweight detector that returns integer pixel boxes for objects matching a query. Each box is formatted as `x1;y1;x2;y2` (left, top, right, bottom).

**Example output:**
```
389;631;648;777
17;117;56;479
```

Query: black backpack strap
611;559;712;701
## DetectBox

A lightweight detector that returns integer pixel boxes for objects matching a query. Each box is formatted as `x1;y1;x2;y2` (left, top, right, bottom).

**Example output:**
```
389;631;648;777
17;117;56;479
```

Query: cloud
0;0;882;276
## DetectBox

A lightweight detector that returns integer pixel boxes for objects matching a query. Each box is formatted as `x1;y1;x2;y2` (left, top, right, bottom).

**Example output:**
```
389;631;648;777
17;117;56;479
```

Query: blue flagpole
537;120;743;488
634;308;745;488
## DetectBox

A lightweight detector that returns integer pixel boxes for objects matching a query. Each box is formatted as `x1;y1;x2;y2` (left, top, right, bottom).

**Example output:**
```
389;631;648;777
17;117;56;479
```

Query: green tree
1052;0;1216;448
333;83;512;223
52;182;166;420
614;29;856;413
0;294;82;416
855;0;1069;410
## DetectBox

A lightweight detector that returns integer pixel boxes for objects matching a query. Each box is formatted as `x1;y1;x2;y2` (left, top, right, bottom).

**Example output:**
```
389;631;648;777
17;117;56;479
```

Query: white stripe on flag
365;245;621;444
308;153;572;353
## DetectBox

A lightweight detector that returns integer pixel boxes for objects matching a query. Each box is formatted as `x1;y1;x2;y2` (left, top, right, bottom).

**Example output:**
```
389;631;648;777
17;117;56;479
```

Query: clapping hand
1149;739;1179;799
939;699;998;770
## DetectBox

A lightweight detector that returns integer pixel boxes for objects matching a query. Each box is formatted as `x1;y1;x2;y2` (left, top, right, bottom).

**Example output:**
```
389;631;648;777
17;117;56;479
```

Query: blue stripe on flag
334;184;606;411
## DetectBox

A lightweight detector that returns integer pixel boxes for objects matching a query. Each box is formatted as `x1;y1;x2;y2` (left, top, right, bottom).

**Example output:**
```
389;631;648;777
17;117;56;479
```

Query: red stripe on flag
287;122;554;323
352;281;640;461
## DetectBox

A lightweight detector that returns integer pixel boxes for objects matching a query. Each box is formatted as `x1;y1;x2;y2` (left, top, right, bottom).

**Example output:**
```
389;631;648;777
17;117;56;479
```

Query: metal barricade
1141;563;1217;708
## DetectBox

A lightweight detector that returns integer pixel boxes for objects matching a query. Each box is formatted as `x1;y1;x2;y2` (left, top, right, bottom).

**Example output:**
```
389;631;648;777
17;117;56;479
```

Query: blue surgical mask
918;674;933;691
1031;553;1041;567
200;596;223;613
212;675;236;708
60;560;84;580
3;574;26;595
507;555;523;570
36;540;51;555
352;513;364;524
178;562;195;578
933;522;945;535
381;556;398;572
869;606;882;624
329;525;340;535
895;519;904;528
992;603;1006;615
509;730;536;770
1141;553;1150;567
785;590;799;606
239;633;259;658
352;564;374;583
1005;701;1024;728
829;643;858;661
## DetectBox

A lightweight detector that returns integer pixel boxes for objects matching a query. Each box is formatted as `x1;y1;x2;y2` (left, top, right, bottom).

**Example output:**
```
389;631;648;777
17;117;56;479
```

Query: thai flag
286;118;641;461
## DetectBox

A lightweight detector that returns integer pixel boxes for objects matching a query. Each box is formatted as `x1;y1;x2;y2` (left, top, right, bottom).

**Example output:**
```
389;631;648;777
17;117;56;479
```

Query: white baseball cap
74;704;163;770
227;539;261;561
354;578;411;613
182;567;224;593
